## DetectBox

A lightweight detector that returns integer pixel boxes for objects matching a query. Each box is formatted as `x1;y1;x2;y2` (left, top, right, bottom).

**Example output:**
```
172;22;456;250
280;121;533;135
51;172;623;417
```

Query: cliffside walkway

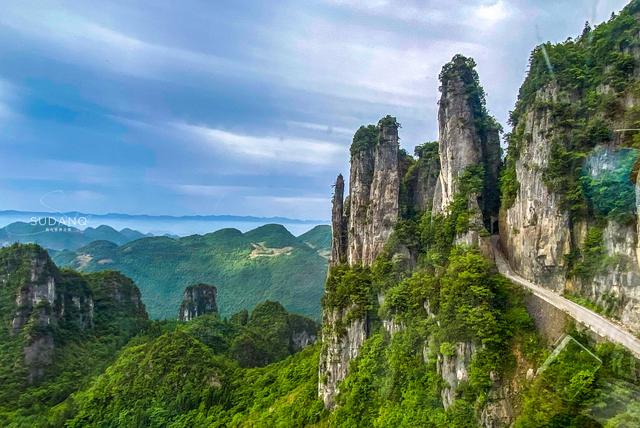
492;241;640;359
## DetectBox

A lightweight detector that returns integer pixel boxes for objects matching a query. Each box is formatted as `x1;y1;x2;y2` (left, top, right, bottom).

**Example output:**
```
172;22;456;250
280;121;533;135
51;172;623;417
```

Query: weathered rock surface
1;244;148;384
501;84;572;292
347;128;376;265
433;55;501;236
405;142;440;213
362;120;400;265
178;283;218;321
318;308;368;409
345;118;400;266
437;341;476;409
330;174;347;266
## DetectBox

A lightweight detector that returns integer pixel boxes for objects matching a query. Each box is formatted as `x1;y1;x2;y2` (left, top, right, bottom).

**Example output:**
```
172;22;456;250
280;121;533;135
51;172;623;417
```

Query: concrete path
492;245;640;359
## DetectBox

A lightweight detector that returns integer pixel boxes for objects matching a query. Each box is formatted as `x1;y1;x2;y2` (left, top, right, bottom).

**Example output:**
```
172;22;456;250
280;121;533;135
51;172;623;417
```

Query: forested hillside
5;2;640;427
53;224;330;319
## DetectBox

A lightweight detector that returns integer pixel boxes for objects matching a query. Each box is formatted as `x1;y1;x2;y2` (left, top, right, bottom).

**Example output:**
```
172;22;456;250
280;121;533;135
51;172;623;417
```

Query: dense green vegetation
325;247;540;428
516;334;640;426
0;244;149;426
350;124;378;156
25;309;320;427
298;224;332;258
349;115;400;156
0;244;322;427
53;224;330;319
501;1;640;220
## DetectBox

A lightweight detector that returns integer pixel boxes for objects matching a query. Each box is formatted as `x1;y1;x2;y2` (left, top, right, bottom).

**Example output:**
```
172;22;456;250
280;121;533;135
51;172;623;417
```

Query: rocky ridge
319;56;502;412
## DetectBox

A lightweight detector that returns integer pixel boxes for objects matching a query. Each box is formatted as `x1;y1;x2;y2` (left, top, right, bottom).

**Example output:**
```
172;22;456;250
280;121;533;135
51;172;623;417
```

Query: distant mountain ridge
0;210;327;224
0;220;150;251
53;224;332;319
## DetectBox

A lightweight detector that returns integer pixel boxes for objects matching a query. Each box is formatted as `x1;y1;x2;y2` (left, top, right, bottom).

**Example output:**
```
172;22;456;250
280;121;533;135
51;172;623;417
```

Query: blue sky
0;0;629;220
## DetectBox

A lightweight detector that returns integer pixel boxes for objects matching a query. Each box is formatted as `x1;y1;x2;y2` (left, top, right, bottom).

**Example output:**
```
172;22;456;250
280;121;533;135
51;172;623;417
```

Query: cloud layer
0;0;629;219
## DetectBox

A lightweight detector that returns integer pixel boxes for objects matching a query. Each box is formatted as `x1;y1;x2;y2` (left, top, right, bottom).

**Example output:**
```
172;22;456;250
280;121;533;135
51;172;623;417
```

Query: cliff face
500;5;640;333
433;55;501;226
178;284;218;321
344;119;400;266
501;84;572;291
0;244;148;385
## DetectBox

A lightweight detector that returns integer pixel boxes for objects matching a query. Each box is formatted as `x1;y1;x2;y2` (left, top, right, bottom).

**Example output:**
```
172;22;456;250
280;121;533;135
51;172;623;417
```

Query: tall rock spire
362;117;400;264
330;174;347;266
433;54;501;237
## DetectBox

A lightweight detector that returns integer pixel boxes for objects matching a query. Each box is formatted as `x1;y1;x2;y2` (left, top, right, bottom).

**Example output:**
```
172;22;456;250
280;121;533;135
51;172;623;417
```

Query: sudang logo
29;215;88;232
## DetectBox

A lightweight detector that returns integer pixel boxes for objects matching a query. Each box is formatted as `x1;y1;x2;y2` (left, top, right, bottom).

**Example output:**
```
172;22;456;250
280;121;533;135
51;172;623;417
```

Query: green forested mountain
0;243;320;427
53;224;330;320
0;220;148;251
6;2;640;427
298;225;332;258
0;244;149;425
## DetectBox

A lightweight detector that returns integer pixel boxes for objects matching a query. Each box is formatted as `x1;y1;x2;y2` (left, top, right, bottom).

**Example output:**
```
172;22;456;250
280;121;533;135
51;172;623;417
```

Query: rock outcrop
433;55;501;243
320;116;401;408
2;246;95;383
318;307;368;408
404;141;440;214
0;244;148;384
344;118;400;266
500;83;572;291
330;174;347;266
178;284;218;321
437;341;476;409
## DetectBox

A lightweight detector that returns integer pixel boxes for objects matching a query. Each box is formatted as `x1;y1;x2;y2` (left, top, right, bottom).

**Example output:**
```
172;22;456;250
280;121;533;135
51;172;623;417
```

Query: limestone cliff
501;83;572;291
320;116;401;408
345;117;400;265
362;116;400;265
178;283;218;321
319;57;504;413
501;4;640;333
433;54;501;239
0;244;148;384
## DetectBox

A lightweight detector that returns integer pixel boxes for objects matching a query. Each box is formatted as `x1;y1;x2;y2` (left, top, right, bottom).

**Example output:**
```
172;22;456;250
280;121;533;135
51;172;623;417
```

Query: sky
0;0;630;220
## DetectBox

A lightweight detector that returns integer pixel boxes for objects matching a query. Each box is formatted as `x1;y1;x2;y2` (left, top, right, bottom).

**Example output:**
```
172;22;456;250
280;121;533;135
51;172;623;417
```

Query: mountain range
4;2;640;427
0;220;150;251
53;224;331;319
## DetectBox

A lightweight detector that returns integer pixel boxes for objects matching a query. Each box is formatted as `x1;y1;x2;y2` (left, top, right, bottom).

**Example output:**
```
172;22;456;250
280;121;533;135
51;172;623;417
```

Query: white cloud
322;0;446;24
469;1;511;29
0;4;248;81
286;120;354;136
174;123;343;166
267;14;486;109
